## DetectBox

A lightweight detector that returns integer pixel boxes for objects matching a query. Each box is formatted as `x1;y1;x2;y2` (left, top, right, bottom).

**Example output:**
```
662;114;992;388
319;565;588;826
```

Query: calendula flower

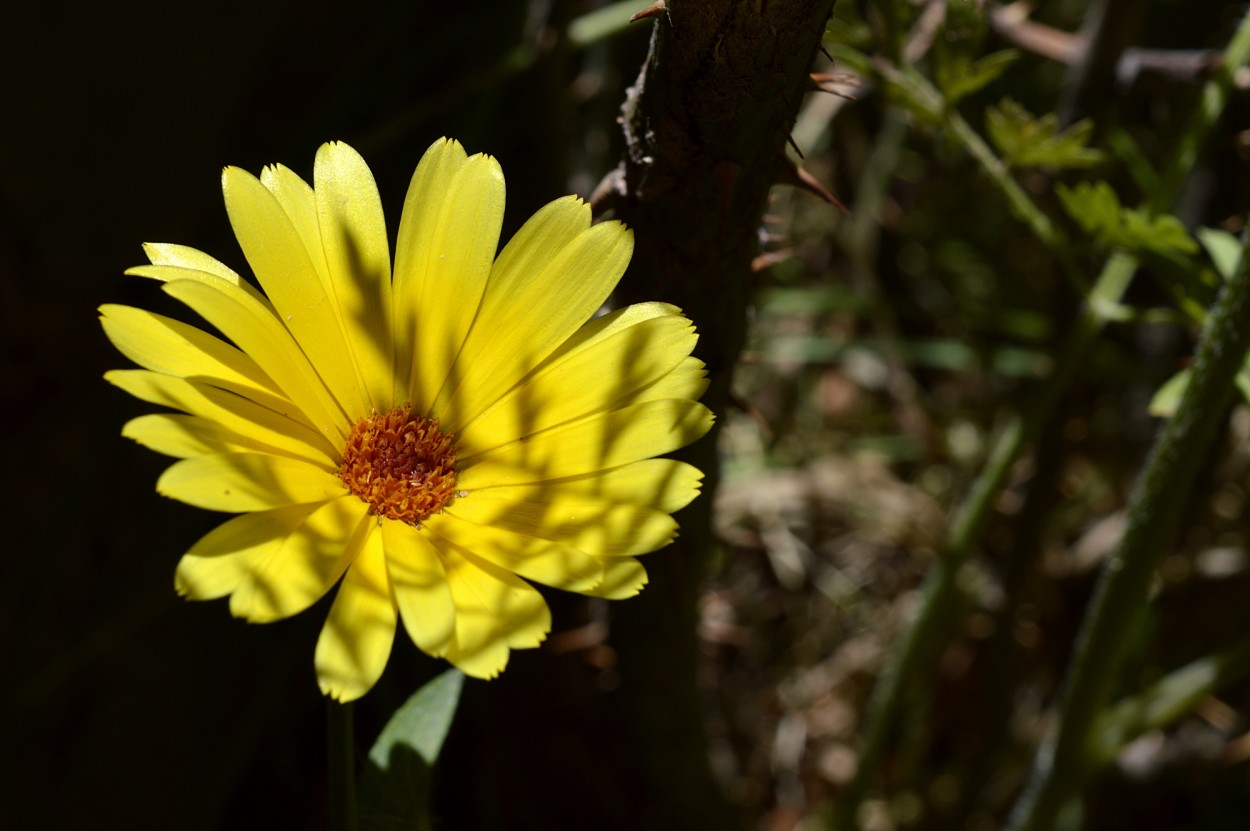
101;139;712;701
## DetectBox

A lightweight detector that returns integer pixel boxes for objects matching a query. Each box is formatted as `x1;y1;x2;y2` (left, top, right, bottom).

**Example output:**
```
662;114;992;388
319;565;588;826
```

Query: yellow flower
100;139;712;701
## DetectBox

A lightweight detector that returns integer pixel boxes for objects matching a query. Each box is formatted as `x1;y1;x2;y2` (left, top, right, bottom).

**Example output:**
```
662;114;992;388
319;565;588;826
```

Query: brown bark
601;1;839;828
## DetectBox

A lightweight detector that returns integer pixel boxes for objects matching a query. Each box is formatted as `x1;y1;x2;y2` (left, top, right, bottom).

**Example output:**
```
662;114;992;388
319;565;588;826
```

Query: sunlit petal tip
602;217;634;240
173;563;199;598
319;679;350;702
314;139;368;174
445;641;511;680
467;655;509;681
425;136;467;166
593;558;649;599
318;669;384;703
460;153;506;194
220;164;246;193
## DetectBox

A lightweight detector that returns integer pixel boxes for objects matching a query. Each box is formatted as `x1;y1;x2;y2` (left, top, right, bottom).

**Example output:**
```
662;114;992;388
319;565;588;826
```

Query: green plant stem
832;252;1136;829
836;12;1250;827
1153;21;1250;214
328;700;358;831
1003;15;1250;829
1006;221;1250;831
872;59;1086;295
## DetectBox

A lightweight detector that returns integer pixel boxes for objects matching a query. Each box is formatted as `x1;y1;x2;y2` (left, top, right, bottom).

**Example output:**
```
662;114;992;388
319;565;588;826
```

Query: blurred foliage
986;99;1104;169
706;1;1250;830
1056;181;1197;255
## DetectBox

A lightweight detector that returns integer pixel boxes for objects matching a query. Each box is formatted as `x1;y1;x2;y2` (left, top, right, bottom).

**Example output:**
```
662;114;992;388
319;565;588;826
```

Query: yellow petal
175;502;325;599
436;544;551;679
584;557;649;599
123;413;332;465
105;370;338;466
258;156;390;414
259;165;324;271
433;200;630;426
620;355;710;405
459;458;704;513
380;521;456;656
222;164;371;419
141;242;257;294
460;398;714;478
313;142;394;411
231;496;370;622
423;512;604;591
456;312;697;450
392;139;505;410
99;304;288;410
156;452;346;512
536;301;681;364
147;273;349;443
315;525;397;701
443;489;677;558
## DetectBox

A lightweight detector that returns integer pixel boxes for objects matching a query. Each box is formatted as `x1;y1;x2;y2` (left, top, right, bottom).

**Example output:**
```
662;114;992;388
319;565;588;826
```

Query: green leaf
1238;367;1250;407
1152;360;1250;420
1148;369;1190;417
1055;181;1122;241
1122;212;1199;255
937;49;1018;104
1056;181;1198;256
986;99;1105;169
359;670;465;831
1092;641;1250;767
1198;227;1243;280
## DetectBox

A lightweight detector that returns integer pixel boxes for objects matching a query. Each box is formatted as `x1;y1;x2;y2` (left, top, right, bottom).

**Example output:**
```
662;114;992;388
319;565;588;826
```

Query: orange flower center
339;404;459;525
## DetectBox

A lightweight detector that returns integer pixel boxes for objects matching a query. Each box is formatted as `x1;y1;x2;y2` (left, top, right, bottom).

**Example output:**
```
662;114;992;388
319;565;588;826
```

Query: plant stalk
836;10;1250;827
1007;220;1250;830
328;700;358;831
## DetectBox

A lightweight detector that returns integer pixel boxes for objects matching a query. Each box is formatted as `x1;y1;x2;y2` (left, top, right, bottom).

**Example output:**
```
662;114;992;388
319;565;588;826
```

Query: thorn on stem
752;249;796;273
778;160;849;214
810;73;859;100
630;0;669;24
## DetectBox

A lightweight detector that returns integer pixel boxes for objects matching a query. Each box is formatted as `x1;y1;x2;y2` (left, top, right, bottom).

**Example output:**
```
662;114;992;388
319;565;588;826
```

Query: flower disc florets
339;404;458;524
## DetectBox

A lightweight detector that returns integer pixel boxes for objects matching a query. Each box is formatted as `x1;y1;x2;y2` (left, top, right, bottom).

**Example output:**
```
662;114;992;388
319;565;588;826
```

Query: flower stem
1006;220;1250;831
836;11;1250;827
328;700;358;831
1003;14;1250;829
833;252;1136;830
